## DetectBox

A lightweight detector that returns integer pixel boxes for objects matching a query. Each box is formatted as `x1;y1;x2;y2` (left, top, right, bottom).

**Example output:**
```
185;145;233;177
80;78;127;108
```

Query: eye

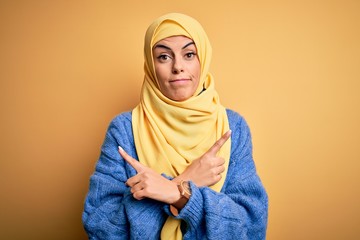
157;54;171;62
185;52;197;60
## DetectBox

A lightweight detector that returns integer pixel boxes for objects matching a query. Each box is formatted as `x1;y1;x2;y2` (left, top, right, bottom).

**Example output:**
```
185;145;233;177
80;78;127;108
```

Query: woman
83;13;268;239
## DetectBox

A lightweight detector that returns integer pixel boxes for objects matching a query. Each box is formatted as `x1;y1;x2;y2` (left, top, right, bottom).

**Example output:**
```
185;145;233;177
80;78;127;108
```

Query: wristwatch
170;180;191;216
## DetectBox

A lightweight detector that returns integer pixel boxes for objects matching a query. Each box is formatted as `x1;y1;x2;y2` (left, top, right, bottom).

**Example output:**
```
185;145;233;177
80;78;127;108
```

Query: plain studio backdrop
0;1;359;239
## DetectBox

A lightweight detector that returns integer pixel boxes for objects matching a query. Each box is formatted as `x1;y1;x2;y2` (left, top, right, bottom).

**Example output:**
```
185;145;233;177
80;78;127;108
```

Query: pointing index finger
207;130;232;156
118;146;143;172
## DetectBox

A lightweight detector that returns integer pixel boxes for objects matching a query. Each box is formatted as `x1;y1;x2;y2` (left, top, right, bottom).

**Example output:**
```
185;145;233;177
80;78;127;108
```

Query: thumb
118;146;144;172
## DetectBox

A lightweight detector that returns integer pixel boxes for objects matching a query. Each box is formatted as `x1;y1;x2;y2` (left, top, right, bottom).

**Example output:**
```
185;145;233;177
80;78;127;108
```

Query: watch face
171;181;192;213
181;181;191;196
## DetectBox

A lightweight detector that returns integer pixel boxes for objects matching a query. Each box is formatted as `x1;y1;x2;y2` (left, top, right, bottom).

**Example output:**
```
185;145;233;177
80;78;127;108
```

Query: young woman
83;13;268;239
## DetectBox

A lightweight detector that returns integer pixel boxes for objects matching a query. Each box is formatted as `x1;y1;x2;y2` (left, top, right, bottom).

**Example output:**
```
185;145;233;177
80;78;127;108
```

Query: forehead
153;35;195;49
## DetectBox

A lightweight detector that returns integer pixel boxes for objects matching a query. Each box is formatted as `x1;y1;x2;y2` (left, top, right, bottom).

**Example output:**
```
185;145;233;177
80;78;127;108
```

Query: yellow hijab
132;13;231;239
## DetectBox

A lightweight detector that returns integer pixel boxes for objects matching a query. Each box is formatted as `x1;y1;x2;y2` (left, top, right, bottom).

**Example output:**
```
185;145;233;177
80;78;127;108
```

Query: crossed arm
118;130;232;208
83;113;268;239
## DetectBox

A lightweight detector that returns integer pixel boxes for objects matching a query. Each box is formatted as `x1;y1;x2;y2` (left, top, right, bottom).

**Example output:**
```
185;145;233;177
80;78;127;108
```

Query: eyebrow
182;41;195;49
153;41;195;51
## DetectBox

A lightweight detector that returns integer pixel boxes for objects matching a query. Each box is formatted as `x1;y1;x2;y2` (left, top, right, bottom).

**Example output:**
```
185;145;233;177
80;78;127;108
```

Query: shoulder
225;108;253;158
110;111;132;125
107;111;133;132
226;108;250;133
105;111;134;145
225;109;256;182
100;111;136;159
226;108;242;123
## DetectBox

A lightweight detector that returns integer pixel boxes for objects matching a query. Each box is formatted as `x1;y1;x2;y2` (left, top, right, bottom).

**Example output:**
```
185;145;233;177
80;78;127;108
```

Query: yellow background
1;0;359;239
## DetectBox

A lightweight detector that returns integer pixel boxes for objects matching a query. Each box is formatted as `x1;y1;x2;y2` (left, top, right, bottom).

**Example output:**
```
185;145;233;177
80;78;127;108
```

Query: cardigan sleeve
164;113;268;240
82;114;167;239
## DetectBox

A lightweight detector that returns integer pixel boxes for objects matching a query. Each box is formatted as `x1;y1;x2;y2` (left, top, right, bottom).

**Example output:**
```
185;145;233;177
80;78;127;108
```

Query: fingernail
118;146;124;152
228;130;232;134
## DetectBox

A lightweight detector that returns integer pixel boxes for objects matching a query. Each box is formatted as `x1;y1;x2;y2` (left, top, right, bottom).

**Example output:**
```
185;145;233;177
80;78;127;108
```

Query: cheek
154;65;164;80
191;62;201;80
154;65;169;89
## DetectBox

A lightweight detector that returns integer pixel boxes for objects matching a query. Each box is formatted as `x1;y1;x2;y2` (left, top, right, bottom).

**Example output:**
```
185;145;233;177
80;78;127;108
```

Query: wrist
170;180;191;216
172;176;183;185
172;172;190;184
169;181;182;204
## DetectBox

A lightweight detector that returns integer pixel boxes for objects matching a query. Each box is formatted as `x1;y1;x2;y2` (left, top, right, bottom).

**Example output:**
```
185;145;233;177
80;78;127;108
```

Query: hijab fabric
132;13;231;239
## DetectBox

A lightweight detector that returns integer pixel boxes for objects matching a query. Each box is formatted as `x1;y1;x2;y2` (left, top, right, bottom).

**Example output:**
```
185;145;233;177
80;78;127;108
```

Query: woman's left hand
118;147;180;204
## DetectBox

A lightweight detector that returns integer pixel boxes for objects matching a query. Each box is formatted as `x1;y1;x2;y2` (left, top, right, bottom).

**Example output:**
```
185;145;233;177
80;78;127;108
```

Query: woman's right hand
173;130;232;187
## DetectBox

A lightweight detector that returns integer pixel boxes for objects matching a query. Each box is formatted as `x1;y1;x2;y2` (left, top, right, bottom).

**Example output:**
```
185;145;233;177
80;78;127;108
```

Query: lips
169;78;191;83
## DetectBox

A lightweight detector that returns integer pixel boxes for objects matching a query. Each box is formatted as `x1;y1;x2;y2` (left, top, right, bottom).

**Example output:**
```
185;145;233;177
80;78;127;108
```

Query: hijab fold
131;13;231;240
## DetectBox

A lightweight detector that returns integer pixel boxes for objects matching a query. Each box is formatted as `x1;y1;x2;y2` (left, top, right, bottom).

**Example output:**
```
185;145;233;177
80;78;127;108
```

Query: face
152;36;201;101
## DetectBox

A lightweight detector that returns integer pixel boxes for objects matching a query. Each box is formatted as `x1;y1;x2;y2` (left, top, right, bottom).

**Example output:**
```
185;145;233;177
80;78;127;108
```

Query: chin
166;89;195;102
170;95;190;102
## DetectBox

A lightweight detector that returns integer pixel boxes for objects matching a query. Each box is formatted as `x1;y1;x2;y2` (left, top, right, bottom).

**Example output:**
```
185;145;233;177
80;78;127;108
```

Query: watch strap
170;180;191;216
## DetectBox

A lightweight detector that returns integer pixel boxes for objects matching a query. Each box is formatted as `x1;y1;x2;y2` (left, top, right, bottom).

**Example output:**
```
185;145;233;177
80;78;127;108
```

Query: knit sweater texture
82;109;268;239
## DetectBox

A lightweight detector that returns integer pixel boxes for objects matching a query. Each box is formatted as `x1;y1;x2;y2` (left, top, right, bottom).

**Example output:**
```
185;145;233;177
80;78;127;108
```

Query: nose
172;57;184;74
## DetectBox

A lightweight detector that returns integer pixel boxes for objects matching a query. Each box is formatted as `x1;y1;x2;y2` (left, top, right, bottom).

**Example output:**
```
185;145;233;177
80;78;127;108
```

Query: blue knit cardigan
82;109;268;239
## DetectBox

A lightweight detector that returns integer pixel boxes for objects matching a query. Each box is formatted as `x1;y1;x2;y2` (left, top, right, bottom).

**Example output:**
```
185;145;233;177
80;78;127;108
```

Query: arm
165;115;268;239
82;117;130;240
82;114;167;239
118;130;232;218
